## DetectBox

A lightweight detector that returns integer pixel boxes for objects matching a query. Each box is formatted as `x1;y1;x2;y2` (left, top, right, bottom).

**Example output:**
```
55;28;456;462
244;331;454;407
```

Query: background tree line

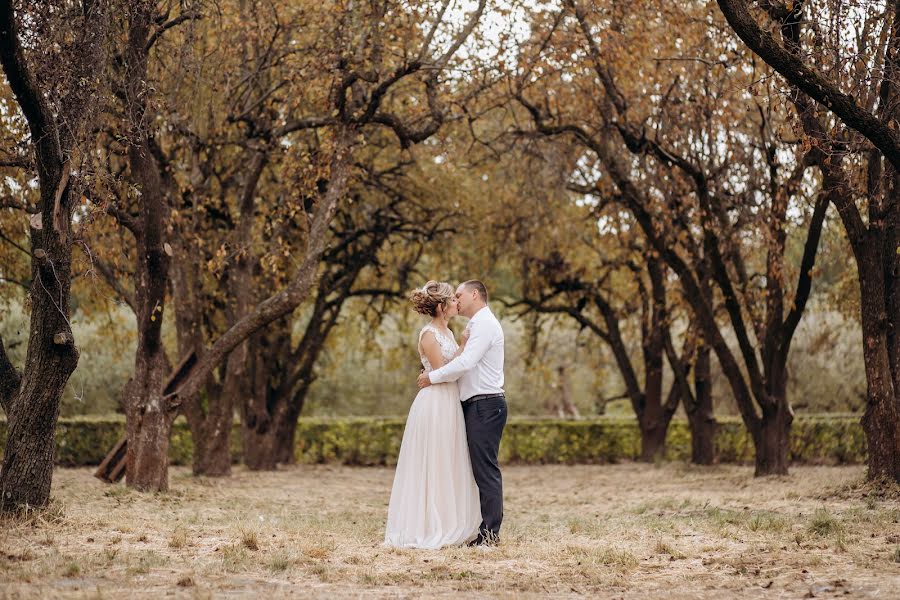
0;0;896;511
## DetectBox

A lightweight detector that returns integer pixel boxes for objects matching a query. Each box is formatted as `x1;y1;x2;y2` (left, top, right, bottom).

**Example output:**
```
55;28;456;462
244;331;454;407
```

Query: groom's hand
417;371;432;389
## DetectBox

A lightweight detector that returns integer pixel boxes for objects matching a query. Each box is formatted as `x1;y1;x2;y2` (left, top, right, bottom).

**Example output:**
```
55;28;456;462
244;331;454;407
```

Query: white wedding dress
384;324;481;549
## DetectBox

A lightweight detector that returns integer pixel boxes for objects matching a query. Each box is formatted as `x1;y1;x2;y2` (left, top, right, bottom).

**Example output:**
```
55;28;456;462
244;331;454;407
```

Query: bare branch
716;0;900;169
145;11;202;52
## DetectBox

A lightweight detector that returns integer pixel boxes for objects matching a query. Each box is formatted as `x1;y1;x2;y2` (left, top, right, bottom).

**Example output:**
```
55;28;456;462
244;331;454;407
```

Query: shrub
0;415;867;467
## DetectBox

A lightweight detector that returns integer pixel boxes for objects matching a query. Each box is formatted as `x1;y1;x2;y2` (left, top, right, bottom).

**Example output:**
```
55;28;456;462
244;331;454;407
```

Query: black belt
462;393;505;407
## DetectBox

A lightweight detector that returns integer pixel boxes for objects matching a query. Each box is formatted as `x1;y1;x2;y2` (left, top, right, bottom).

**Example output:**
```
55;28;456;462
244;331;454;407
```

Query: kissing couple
384;280;508;549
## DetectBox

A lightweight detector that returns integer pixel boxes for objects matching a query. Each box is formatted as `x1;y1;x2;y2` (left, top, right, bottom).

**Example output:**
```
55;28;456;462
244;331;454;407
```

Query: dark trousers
462;394;508;543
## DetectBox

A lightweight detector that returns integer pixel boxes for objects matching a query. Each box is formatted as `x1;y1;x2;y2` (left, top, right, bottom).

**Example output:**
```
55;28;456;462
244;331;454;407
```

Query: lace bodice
418;324;458;373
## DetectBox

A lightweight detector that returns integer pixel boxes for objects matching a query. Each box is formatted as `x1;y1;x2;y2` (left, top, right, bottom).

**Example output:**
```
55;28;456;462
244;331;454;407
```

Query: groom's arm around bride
416;280;507;546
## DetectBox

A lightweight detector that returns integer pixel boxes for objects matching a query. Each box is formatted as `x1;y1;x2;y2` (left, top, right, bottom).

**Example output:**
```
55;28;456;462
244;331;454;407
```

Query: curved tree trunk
0;170;79;508
715;0;900;484
118;3;176;492
0;1;101;510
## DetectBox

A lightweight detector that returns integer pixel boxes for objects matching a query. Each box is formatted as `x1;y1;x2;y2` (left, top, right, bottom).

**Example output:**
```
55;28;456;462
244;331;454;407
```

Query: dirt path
1;464;898;598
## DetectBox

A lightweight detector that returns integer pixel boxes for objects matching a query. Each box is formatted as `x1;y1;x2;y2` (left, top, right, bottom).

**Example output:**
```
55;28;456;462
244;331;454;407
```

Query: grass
809;507;843;536
239;528;259;551
168;526;188;549
0;464;898;598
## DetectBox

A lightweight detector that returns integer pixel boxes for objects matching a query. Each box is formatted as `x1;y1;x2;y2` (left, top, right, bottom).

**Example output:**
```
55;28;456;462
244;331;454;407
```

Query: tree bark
241;335;282;470
166;128;354;408
638;400;672;462
688;343;716;465
122;351;173;491
858;242;900;480
188;371;234;477
0;336;21;412
272;387;308;465
716;0;900;485
0;1;97;510
752;401;792;477
120;5;175;491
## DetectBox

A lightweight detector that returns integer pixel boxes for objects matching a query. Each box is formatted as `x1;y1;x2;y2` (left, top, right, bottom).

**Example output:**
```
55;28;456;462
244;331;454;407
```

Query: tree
515;0;829;474
235;150;461;469
0;0;111;510
715;0;900;482
497;141;706;460
83;0;489;488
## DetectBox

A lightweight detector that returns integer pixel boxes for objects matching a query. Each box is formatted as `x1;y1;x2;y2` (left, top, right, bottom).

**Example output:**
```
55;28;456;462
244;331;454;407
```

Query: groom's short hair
462;280;488;303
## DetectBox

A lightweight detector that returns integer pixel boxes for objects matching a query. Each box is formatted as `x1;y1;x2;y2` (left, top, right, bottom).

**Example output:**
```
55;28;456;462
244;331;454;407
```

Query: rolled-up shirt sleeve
428;321;491;384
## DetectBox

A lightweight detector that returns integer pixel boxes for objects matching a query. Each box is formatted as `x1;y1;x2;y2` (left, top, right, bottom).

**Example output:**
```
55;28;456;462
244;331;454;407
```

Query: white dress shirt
428;306;504;401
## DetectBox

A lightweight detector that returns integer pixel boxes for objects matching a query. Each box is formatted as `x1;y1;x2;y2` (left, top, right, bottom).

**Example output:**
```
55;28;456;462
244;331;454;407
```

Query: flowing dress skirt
384;381;481;549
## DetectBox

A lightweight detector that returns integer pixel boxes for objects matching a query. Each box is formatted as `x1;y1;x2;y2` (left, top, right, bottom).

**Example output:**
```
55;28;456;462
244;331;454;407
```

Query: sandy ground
1;463;898;599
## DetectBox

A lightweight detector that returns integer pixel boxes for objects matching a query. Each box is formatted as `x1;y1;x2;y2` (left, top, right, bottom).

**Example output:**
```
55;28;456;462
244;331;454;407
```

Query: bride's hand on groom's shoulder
460;328;471;346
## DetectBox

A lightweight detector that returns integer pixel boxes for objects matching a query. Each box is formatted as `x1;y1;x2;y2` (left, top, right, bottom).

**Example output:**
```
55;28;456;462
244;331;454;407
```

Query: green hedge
0;415;867;467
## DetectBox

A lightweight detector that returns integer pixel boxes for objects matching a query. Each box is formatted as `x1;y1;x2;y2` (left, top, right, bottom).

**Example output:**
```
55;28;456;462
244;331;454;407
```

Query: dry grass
1;463;898;598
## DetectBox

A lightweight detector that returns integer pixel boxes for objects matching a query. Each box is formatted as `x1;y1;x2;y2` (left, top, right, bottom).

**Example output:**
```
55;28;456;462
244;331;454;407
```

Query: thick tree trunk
638;411;669;462
188;350;240;477
272;388;309;465
243;418;280;470
0;302;78;509
124;349;174;491
752;400;792;476
119;4;175;492
0;136;78;511
273;424;297;465
0;0;89;511
239;333;280;471
190;400;234;477
242;390;281;471
243;428;279;470
240;332;312;469
688;344;716;465
858;243;900;481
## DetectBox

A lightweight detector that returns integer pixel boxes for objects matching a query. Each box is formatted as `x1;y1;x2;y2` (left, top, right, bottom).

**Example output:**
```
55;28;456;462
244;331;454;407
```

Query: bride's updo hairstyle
410;280;454;317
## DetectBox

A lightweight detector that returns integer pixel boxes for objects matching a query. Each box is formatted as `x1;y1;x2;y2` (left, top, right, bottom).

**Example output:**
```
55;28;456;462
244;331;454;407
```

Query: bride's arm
420;331;447;369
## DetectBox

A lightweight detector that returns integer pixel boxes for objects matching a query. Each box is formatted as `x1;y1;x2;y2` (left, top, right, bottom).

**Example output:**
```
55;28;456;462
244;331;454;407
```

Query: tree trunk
242;427;279;470
752;401;792;476
272;387;309;465
688;344;716;465
0;0;90;511
119;3;176;492
123;348;174;491
239;333;280;471
240;330;313;469
0;170;79;508
0;314;78;509
188;349;240;477
638;412;669;462
242;392;281;471
858;243;900;480
189;390;234;477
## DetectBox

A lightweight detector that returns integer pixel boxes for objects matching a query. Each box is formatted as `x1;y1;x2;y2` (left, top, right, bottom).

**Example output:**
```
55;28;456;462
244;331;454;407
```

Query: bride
384;280;481;549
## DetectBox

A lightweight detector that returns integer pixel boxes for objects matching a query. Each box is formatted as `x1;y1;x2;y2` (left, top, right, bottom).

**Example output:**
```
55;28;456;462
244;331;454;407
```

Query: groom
417;280;507;546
